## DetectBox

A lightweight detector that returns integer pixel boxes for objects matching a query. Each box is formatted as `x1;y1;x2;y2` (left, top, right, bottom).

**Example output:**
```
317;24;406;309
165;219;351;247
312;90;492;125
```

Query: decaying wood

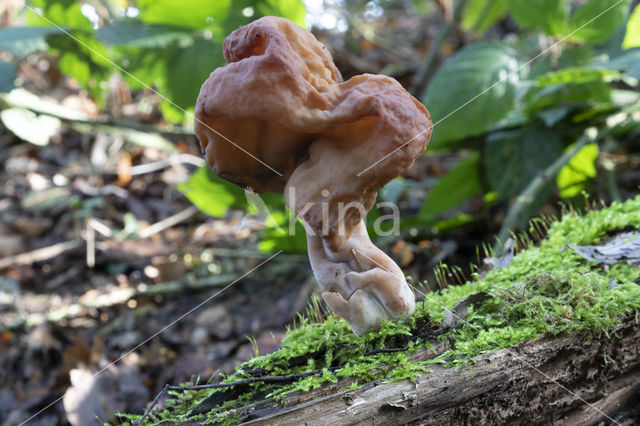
242;316;639;425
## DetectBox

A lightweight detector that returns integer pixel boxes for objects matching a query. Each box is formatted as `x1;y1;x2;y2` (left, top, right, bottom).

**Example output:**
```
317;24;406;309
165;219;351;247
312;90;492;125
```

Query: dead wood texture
242;316;639;425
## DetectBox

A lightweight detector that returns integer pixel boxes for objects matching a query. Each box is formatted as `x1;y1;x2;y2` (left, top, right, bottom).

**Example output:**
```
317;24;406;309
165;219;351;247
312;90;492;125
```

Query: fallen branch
133;367;342;426
0;240;82;270
0;273;237;332
134;322;461;425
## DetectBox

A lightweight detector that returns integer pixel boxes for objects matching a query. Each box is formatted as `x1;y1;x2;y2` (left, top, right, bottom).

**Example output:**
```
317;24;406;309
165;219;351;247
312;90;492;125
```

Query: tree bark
240;316;640;425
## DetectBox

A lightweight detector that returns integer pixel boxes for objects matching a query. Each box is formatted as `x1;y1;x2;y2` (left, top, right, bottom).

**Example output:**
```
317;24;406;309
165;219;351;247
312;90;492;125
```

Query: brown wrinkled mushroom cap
195;16;431;249
195;17;432;335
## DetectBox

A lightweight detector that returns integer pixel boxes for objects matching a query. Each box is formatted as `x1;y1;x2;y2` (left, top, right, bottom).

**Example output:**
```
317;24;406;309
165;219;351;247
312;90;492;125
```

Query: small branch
495;127;604;250
0;273;238;332
129;153;205;176
138;206;199;238
0;240;82;270
133;368;340;426
410;0;468;100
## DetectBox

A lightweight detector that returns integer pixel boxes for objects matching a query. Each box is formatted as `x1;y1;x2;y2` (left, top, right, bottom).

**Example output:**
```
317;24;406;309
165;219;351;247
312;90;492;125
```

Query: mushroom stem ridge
303;220;415;336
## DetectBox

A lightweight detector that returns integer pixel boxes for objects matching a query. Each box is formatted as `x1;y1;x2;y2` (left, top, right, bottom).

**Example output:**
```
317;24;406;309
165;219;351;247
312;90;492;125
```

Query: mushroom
195;17;432;335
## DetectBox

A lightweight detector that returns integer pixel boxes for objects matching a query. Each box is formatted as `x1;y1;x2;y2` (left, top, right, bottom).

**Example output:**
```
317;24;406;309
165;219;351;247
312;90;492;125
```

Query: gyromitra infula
195;17;432;335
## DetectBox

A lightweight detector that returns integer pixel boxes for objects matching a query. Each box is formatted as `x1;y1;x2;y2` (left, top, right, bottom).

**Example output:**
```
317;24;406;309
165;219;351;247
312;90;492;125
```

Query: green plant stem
495;127;604;250
410;0;468;100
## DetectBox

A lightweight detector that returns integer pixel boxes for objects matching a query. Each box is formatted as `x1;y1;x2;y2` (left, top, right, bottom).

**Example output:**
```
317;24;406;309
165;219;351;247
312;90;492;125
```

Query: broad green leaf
220;0;307;34
256;0;307;28
569;0;629;45
255;192;307;252
0;61;16;93
622;5;640;49
462;0;508;34
26;0;93;31
506;0;568;35
557;143;599;198
137;0;231;29
165;38;224;109
524;80;611;114
0;26;58;56
423;41;520;149
419;153;482;219
96;22;193;48
46;33;114;101
601;49;640;80
537;106;571;127
483;128;563;198
379;178;407;204
535;67;620;87
0;107;61;146
177;166;247;218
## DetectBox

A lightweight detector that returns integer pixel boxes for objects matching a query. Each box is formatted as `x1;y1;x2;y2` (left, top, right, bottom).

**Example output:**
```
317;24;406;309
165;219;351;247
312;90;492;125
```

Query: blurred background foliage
1;0;639;255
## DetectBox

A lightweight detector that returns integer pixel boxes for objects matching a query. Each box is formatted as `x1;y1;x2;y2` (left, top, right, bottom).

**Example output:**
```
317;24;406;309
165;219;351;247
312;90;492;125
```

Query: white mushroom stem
305;220;415;336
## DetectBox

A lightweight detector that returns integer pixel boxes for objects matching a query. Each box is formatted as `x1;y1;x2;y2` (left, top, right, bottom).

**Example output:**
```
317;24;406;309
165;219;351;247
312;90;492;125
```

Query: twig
138;206;199;238
129;153;205;176
0;273;238;332
0;240;82;270
410;0;468;100
495;127;604;250
133;368;340;426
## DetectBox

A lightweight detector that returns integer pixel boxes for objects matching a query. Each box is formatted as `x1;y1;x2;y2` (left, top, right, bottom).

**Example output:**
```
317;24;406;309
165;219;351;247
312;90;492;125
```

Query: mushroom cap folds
194;16;432;248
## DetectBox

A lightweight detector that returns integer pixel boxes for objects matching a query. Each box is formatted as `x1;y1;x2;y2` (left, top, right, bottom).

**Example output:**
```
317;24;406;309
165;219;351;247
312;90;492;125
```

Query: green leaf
0;107;61;146
46;33;114;101
96;22;193;48
165;38;225;110
523;80;611;114
462;0;508;34
536;106;571;127
26;0;93;31
419;153;482;219
256;0;307;28
423;42;521;149
137;0;231;29
601;49;640;80
177;166;247;218
246;192;307;252
0;61;16;93
0;26;58;56
622;5;640;49
557;143;599;198
506;0;568;35
483;128;564;198
569;0;629;45
535;67;621;87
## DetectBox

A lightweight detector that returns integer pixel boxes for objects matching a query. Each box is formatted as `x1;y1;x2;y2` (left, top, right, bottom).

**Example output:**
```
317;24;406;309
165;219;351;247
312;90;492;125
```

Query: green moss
127;197;640;425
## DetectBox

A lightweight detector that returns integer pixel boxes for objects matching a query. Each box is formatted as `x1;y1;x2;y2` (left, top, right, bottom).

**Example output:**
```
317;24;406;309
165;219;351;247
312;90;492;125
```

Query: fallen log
245;316;639;425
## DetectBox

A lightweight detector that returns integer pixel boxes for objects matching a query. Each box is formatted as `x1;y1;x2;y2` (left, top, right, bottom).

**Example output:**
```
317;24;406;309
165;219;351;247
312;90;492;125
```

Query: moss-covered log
244;316;639;425
126;197;640;425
